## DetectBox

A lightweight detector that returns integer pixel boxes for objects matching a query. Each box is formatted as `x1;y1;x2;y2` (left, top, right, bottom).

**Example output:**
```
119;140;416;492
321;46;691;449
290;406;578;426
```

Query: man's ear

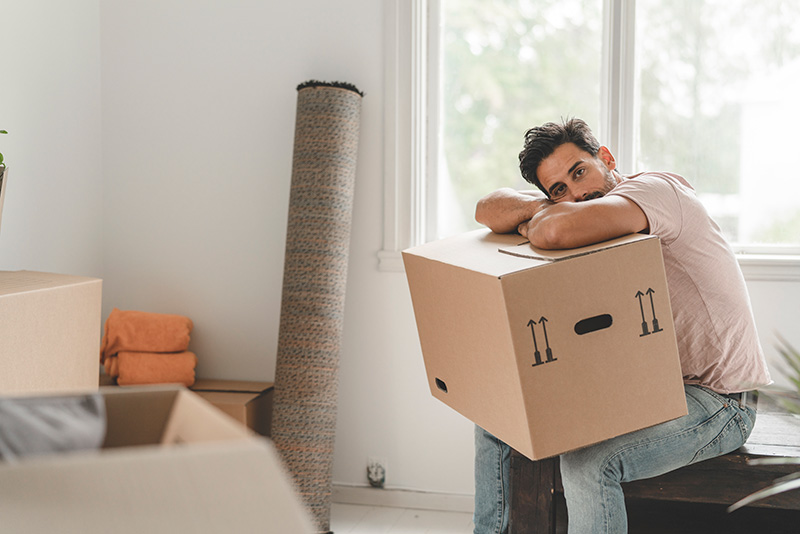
598;146;616;171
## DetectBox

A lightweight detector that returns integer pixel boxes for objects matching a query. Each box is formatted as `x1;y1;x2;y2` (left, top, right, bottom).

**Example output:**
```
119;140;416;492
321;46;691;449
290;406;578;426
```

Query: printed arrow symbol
646;288;663;333
528;318;543;366
636;290;650;336
539;316;556;362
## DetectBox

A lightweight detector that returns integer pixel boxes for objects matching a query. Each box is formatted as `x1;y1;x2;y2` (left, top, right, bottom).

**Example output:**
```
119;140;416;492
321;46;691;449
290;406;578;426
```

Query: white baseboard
332;484;474;514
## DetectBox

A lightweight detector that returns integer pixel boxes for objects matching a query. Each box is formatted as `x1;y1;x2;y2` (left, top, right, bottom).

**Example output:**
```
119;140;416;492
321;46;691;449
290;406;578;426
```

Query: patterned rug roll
271;80;363;533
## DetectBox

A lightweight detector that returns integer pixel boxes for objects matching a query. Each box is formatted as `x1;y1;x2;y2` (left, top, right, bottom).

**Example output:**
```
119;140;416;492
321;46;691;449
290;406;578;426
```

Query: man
472;118;771;534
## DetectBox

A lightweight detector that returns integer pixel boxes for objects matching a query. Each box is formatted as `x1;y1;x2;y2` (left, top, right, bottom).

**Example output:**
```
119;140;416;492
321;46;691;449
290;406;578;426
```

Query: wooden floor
330;503;474;533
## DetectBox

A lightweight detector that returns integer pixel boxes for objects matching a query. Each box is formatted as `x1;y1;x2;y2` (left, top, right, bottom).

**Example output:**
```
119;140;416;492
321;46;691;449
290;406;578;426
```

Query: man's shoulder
620;171;693;189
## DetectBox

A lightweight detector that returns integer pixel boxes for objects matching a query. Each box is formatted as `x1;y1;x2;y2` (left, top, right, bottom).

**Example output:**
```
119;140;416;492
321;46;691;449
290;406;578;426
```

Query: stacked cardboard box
191;379;274;436
0;271;102;395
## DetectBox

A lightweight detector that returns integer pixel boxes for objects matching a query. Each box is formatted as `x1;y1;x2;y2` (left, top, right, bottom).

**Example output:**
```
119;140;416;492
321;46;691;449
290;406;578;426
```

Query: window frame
379;0;800;280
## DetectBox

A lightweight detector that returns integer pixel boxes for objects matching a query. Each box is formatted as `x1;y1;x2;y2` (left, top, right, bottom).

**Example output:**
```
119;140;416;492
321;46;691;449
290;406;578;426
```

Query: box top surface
0;270;101;297
191;379;274;394
403;228;657;277
499;232;654;261
403;229;543;276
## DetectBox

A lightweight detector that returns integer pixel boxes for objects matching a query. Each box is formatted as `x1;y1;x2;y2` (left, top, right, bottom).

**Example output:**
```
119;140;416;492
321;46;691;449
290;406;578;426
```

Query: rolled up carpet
100;308;193;363
104;351;198;387
271;80;363;534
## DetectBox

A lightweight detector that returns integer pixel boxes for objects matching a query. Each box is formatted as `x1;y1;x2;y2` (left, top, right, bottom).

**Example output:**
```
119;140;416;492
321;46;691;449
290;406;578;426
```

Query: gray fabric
0;393;106;462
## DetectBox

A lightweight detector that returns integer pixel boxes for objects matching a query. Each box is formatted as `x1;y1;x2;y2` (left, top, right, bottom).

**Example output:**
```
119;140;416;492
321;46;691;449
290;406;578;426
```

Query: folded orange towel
104;351;198;387
100;308;193;364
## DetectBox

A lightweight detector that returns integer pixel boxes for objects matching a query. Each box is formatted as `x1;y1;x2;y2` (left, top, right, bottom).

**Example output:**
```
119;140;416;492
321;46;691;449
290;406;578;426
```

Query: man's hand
475;188;551;234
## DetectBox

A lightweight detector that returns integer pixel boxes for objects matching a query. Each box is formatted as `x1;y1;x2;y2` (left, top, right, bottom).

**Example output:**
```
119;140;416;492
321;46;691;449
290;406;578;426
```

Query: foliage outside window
434;0;800;251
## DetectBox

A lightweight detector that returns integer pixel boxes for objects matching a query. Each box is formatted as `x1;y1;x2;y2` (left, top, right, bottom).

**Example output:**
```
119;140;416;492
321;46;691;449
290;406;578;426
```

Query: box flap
194;390;260;406
498;233;655;261
161;388;254;444
0;439;315;534
191;379;273;394
101;386;253;447
102;386;178;447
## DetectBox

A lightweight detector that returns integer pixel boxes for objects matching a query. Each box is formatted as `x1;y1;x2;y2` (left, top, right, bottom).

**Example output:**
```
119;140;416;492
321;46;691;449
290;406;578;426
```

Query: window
432;0;603;238
380;0;800;279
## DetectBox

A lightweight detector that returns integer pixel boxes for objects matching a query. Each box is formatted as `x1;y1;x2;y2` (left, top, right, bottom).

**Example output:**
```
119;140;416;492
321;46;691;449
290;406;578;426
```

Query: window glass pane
635;0;800;248
435;0;603;239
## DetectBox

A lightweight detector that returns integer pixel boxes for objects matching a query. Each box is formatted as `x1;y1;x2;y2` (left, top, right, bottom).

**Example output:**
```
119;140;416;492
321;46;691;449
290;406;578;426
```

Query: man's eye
551;184;566;198
575;168;585;178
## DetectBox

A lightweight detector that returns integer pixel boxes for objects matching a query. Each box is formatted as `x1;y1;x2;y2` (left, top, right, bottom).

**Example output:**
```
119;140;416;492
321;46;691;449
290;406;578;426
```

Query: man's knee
560;447;621;491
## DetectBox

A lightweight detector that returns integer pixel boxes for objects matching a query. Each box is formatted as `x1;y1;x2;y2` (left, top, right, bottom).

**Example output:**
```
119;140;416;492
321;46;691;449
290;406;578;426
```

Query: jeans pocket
689;410;749;465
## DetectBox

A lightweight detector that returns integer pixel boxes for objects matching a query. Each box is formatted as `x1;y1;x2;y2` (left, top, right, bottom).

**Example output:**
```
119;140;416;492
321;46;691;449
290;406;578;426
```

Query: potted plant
0;129;8;218
728;336;800;511
0;128;7;176
0;130;8;167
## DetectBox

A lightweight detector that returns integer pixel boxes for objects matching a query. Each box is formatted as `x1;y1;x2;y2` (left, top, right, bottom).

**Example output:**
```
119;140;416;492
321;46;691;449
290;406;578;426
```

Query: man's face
537;143;619;203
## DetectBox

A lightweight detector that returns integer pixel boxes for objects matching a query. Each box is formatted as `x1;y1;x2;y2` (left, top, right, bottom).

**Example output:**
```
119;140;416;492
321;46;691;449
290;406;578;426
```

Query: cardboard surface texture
191;379;274;436
0;270;102;395
0;386;314;533
403;229;688;460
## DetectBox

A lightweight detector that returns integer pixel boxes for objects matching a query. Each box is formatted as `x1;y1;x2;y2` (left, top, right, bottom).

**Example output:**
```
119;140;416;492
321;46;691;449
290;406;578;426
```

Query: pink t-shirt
608;172;771;393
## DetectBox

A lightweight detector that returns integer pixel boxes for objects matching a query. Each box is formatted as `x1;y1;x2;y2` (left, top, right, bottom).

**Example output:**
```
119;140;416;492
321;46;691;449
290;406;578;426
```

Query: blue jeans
473;385;757;534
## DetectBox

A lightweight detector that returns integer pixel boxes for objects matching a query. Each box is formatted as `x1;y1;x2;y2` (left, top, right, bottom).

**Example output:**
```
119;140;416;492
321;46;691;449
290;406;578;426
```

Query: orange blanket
100;308;193;364
104;351;198;387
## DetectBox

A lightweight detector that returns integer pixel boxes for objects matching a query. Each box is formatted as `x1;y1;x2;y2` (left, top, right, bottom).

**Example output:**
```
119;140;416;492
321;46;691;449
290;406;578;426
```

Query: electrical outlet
367;457;387;488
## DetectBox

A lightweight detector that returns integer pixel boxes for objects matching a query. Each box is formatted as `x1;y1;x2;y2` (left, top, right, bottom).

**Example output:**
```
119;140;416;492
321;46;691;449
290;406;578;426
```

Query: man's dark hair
518;118;601;195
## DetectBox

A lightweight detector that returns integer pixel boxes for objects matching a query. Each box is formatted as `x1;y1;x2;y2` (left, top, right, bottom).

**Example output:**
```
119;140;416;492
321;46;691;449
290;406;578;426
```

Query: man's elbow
474;198;489;226
475;199;512;233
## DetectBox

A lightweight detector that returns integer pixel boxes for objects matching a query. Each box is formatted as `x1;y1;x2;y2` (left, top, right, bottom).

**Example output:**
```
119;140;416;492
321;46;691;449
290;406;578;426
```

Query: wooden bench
509;403;800;533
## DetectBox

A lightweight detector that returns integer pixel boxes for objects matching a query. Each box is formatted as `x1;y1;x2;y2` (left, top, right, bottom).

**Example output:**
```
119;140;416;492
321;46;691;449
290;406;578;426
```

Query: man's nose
572;188;590;202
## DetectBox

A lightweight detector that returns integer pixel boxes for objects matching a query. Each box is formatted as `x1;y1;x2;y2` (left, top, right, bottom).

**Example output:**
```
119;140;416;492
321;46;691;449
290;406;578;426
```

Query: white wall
0;0;103;277
1;0;798;505
98;0;474;497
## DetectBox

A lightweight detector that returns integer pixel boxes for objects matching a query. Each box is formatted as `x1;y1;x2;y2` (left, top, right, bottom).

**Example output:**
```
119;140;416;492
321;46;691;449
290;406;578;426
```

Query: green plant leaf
728;336;800;513
728;473;800;512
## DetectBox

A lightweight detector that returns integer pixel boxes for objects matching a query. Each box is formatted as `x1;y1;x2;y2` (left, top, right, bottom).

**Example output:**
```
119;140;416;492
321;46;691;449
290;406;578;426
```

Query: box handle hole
435;378;448;393
574;314;613;335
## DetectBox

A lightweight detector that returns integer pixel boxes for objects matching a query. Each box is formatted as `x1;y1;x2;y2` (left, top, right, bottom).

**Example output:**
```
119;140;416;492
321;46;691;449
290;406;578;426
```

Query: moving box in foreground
0;386;313;533
0;270;102;395
403;229;687;460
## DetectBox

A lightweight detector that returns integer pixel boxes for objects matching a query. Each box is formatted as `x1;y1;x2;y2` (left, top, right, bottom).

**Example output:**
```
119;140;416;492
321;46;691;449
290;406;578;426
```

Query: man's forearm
475;188;548;234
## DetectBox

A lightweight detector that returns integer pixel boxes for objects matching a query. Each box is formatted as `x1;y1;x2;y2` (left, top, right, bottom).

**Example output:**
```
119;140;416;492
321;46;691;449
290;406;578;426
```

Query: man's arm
474;188;550;234
517;196;649;249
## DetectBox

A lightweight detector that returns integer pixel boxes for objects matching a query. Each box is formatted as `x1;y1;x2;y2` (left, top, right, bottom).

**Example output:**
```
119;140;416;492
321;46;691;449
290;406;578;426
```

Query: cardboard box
191;379;274;436
0;386;314;534
403;229;687;460
0;270;102;395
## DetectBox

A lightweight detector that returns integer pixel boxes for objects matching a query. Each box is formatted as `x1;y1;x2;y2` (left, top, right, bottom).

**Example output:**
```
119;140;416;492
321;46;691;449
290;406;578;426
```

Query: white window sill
736;254;800;282
380;248;800;282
